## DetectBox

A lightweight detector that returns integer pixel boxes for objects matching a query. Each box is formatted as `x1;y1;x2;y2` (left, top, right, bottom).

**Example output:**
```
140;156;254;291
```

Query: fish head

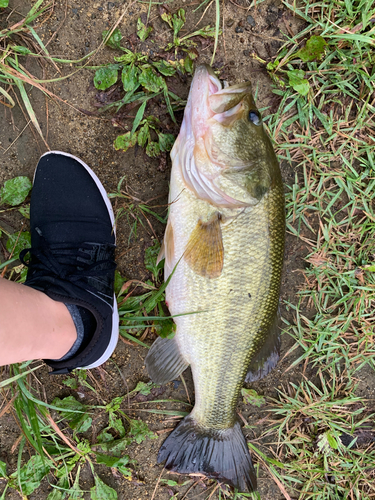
174;64;279;208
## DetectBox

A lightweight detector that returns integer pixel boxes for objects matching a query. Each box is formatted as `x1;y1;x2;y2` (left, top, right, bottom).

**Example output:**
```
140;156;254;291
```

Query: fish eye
248;111;261;126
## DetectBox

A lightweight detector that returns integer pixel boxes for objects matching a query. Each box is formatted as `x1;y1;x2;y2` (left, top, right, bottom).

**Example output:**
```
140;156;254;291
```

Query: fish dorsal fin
245;313;280;382
184;212;224;279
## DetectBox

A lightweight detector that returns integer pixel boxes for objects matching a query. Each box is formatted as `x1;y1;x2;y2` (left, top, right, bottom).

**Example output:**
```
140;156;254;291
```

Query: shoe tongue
32;220;115;246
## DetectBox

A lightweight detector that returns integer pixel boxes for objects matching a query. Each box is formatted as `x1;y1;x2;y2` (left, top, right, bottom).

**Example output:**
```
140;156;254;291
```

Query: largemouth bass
145;65;285;492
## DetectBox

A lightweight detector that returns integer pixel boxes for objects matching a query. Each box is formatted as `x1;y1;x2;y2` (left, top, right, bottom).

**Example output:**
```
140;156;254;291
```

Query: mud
0;1;338;499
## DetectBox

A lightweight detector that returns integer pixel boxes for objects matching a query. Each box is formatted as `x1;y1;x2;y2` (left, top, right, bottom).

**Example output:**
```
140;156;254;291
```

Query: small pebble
98;6;103;11
235;26;244;33
226;18;234;27
246;15;255;26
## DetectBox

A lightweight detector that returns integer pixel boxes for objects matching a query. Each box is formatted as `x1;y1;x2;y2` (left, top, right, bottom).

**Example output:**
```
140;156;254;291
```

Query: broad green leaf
145;141;160;157
0;176;32;206
114;49;137;65
95;454;130;468
96;435;132;454
121;64;139;92
0;460;7;478
96;429;114;444
12;45;32;55
287;69;309;96
114;270;127;296
109;416;126;437
52;395;86;414
139;67;164;93
0;0;9;7
6;231;31;256
184;55;194;74
326;430;339;450
137;124;150;148
296;35;326;62
129;419;155;444
131;381;155;396
362;264;375;272
94;65;119;90
114;132;138;152
241;388;266;407
152;60;176;76
90;474;118;500
316;431;338;455
158;132;175;152
62;377;78;389
9;455;50;495
162;9;186;38
52;396;92;433
137;18;152;41
161;12;173;29
18;205;30;218
156;317;176;339
102;28;122;49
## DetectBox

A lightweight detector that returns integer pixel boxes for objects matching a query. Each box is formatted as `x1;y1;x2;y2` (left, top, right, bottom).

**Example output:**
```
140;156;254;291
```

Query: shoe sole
41;151;119;370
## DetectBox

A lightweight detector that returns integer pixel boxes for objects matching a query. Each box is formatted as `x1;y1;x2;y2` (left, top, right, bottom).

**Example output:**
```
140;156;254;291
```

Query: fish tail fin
158;415;257;493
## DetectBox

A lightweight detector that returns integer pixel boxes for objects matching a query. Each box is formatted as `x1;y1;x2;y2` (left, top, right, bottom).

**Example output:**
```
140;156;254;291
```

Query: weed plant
261;0;375;379
248;0;375;498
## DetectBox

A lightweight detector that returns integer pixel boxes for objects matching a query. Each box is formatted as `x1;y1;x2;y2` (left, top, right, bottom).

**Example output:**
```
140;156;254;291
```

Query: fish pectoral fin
156;240;165;265
184;212;224;279
245;313;280;383
145;336;189;385
158;218;175;278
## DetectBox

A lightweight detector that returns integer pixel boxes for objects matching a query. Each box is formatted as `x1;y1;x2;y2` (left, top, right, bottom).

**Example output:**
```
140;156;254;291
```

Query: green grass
247;0;375;497
262;0;375;380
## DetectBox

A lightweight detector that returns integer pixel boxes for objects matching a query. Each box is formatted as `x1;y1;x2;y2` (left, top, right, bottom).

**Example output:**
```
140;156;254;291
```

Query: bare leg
0;277;77;366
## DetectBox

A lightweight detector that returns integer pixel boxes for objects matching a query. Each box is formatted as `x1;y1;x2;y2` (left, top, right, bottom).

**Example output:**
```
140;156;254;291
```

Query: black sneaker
20;151;119;374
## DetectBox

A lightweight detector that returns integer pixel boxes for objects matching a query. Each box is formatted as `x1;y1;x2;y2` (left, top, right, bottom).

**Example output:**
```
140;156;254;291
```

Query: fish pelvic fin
184;212;224;279
145;336;189;385
245;313;280;383
158;415;257;493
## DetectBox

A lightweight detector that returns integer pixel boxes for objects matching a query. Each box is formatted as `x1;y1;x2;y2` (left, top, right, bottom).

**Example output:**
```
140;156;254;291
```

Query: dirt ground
0;0;350;499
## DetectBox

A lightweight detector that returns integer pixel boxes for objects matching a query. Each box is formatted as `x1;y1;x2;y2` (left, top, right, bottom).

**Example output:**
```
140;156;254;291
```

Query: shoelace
20;241;116;295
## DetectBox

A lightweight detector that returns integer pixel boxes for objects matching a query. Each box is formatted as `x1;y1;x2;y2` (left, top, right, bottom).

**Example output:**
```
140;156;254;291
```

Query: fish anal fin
145;336;189;385
245;315;280;383
184;213;224;279
158;415;257;493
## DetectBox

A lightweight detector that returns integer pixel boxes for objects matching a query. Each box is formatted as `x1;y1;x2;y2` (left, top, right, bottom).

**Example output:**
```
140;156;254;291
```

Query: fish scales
146;64;285;493
168;167;284;428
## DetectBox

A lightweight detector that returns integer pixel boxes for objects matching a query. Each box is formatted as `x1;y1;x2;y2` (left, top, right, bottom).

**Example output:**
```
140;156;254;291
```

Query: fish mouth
187;65;252;137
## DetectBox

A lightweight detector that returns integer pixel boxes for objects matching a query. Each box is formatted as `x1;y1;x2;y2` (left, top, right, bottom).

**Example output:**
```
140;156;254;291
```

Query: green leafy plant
93;8;217;157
